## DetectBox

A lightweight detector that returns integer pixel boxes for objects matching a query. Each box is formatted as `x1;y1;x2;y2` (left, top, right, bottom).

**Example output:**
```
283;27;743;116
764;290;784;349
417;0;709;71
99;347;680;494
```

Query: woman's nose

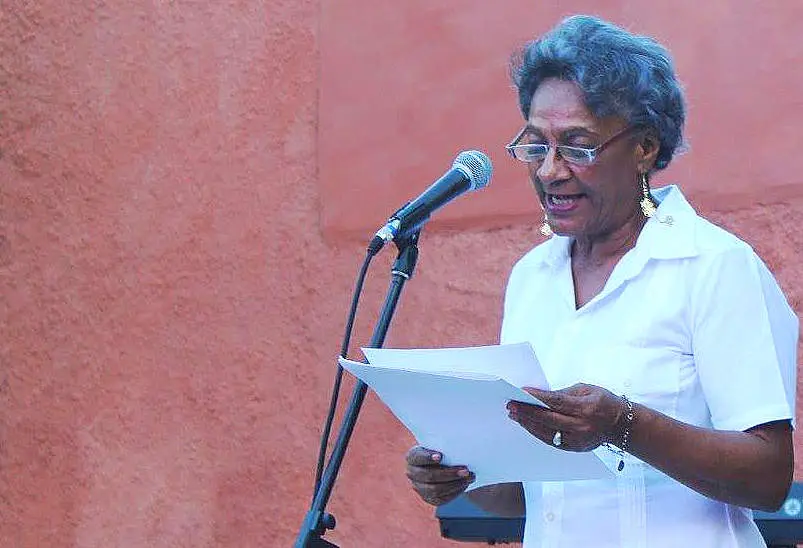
536;146;571;185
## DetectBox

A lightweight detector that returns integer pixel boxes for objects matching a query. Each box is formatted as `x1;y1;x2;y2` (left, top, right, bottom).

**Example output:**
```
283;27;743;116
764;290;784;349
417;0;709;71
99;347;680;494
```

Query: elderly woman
405;15;798;548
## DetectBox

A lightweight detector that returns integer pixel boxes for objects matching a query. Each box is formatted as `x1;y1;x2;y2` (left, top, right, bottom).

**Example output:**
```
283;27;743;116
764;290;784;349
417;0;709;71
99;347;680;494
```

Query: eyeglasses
505;125;637;166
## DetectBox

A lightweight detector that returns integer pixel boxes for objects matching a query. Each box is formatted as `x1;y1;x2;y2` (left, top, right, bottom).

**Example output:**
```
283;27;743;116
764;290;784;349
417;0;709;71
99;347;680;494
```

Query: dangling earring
540;214;553;237
639;172;657;218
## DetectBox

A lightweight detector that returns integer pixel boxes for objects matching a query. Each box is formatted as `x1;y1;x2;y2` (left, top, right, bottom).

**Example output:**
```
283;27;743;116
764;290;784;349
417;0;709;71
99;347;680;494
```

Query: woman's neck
572;211;647;266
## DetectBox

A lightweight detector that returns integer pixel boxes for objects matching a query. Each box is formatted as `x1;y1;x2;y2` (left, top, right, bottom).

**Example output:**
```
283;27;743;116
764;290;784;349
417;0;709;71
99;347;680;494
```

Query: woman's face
525;78;650;240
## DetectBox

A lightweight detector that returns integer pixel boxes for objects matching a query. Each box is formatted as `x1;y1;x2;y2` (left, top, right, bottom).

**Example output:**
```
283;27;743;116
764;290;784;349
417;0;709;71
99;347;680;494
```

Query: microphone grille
454;150;493;190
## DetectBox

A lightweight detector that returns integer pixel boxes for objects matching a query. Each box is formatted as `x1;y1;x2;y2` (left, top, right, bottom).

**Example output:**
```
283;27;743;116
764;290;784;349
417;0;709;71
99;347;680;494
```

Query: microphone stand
294;230;421;548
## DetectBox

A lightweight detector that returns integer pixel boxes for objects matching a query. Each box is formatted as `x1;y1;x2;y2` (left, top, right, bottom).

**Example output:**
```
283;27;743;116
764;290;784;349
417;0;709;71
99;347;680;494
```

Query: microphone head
453;150;492;191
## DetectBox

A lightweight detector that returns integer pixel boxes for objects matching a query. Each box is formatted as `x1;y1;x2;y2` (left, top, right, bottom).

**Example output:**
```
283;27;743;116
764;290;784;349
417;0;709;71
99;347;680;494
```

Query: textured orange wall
0;2;800;548
320;0;803;238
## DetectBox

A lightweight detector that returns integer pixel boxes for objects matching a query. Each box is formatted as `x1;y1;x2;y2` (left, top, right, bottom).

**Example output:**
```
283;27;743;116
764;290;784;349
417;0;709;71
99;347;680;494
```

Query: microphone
371;150;492;250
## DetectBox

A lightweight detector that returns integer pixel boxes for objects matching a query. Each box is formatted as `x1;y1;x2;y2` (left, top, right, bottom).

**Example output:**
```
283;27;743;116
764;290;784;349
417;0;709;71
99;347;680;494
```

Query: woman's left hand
506;383;625;452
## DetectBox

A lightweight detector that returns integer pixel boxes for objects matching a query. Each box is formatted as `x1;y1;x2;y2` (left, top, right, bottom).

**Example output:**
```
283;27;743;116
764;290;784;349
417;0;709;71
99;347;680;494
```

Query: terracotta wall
0;1;800;547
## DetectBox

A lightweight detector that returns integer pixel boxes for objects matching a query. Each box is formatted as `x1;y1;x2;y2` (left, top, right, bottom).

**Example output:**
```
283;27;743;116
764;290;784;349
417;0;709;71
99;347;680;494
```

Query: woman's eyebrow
524;125;602;139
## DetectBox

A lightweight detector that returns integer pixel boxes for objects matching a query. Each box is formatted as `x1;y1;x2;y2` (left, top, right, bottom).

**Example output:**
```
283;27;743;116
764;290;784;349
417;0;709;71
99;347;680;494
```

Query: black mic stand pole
294;231;420;548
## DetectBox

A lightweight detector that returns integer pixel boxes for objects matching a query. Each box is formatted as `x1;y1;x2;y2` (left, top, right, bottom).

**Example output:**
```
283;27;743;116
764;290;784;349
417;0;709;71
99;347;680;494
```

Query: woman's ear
636;131;661;172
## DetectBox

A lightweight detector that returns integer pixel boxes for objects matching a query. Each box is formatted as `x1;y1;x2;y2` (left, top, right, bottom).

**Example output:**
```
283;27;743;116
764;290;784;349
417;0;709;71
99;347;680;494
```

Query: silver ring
552;431;562;447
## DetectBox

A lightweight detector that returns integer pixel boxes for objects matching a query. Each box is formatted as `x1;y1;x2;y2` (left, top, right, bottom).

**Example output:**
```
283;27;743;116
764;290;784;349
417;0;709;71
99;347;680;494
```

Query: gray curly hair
510;15;686;171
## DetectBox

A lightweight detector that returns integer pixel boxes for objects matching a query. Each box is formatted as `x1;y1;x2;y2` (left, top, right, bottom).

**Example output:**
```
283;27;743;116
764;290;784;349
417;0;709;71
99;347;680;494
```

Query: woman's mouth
546;193;584;213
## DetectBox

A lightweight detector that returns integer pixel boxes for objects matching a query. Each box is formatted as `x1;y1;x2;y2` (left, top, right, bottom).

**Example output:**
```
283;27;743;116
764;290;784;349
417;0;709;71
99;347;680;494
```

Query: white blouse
500;185;798;548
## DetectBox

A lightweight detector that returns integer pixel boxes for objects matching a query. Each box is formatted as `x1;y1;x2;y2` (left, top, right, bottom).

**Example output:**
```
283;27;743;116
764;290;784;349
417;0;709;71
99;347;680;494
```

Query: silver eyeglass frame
505;125;638;166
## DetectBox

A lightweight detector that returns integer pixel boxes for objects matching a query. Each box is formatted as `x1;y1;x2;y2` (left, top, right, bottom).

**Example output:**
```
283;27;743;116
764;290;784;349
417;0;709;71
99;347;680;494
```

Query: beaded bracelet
602;394;635;471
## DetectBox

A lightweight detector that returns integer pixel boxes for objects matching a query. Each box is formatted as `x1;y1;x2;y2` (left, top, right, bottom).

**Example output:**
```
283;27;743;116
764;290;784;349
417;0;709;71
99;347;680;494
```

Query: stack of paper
339;342;612;489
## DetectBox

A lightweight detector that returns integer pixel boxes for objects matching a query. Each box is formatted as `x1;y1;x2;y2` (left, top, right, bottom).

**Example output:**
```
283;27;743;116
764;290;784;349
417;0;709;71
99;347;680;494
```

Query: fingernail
432;453;441;462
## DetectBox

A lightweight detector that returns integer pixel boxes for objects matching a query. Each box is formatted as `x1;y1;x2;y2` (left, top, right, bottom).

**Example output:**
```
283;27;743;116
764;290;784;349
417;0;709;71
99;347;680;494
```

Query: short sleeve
691;245;798;431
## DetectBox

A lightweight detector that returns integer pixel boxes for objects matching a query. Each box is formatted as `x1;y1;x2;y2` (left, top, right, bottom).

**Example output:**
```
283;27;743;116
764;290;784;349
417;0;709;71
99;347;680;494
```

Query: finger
508;400;566;428
511;417;554;444
509;403;583;444
407;464;472;484
413;474;475;505
522;387;576;415
405;445;443;466
512;404;606;452
520;408;583;434
521;386;550;403
508;406;554;440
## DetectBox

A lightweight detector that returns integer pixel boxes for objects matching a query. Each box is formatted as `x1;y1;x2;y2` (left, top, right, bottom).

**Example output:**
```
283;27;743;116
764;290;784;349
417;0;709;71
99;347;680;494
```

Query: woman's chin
548;220;581;237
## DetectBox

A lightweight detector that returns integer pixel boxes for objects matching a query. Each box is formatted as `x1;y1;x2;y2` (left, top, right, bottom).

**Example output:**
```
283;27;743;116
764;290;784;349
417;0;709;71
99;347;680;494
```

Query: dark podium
436;482;803;547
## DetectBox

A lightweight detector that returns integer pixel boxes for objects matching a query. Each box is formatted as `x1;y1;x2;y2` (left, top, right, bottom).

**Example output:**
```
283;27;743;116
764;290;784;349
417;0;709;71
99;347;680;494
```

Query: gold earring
640;173;657;218
540;214;553;237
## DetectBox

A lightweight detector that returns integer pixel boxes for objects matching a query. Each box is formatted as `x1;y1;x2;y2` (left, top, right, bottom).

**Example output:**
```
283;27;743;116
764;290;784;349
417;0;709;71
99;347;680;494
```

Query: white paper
340;343;612;487
361;342;549;391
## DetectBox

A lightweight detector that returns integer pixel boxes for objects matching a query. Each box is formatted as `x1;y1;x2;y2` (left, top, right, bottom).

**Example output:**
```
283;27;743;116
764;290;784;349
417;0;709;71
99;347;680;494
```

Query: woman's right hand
405;445;475;506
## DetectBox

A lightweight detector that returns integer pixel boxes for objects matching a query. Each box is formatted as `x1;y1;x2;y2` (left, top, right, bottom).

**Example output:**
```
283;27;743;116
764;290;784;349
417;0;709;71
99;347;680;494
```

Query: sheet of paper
340;350;613;487
361;342;549;391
